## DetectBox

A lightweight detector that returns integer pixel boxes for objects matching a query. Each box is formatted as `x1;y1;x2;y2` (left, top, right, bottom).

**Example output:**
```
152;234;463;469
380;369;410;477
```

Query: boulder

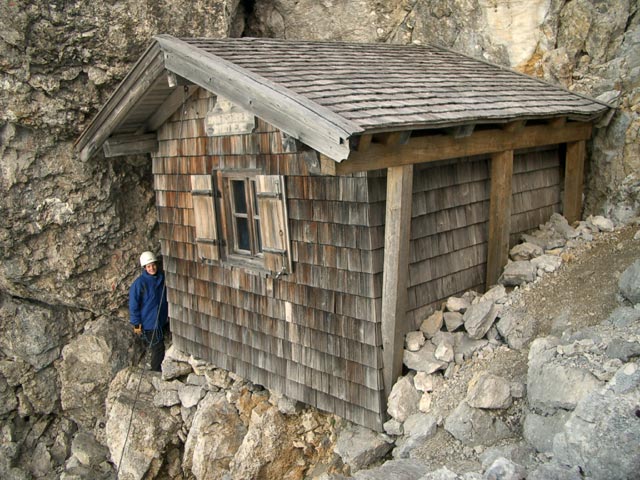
527;338;603;414
496;309;536;350
403;342;448;374
453;333;489;360
268;390;301;415
446;296;470;313
392;413;437;458
58;316;137;428
552;362;640;480
413;372;443;393
153;389;180;408
22;366;59;414
387;375;420;423
334;424;392;472
481;285;507;304
523;410;570;453
444;401;512;447
509;242;543;261
520;233;566;251
443;312;464;332
70;431;109;468
500;261;537;287
182;392;246;480
230;406;305;480
178;384;206;409
618;259;640;304
418;392;432;413
483;457;525;480
383;418;403;436
587;215;615;232
607;306;640;328
105;368;182;480
466;373;512;409
0;375;18;415
463;301;498;339
405;331;426;352
531;254;563;273
479;443;537;472
548;213;578;239
0;294;73;370
420;311;444;338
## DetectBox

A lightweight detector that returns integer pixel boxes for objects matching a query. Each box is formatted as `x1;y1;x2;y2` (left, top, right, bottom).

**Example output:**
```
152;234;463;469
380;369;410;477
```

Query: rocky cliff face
0;1;638;479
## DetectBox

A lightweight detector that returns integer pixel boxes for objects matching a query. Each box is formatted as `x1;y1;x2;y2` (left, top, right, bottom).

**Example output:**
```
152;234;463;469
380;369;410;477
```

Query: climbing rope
115;84;189;479
115;279;166;479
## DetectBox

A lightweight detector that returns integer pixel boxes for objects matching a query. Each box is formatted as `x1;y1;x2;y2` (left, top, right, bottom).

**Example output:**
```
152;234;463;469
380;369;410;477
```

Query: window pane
236;217;250;251
232;180;247;214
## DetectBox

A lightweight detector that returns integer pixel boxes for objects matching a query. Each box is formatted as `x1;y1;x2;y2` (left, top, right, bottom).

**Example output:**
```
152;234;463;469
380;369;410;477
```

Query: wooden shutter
190;174;220;261
256;175;292;276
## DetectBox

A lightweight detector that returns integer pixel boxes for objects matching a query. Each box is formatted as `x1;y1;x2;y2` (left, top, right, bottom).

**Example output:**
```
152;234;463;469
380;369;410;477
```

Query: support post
486;150;514;288
381;165;413;400
564;140;586;224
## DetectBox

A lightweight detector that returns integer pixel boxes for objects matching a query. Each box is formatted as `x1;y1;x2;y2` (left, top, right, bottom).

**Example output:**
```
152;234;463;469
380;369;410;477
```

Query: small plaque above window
205;96;255;136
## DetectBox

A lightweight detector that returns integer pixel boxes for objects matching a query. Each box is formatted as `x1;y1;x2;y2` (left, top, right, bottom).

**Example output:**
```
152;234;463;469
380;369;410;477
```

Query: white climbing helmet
139;251;158;267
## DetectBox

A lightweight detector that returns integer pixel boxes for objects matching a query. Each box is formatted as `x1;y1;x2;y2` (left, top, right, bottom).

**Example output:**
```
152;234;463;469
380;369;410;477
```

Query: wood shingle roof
181;37;607;131
76;35;609;162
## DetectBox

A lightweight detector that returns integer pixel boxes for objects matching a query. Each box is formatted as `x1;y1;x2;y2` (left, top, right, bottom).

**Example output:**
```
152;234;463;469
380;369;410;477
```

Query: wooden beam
502;120;526;133
338;122;592;175
137;84;198;133
549;117;567;128
381;165;413;401
155;35;360;161
356;134;373;152
379;131;411;146
76;44;165;161
102;133;158;158
564;140;586;223
486;150;514;288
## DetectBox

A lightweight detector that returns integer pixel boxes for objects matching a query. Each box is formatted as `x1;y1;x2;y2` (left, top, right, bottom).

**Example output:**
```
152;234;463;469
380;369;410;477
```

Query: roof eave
75;42;166;161
155;34;362;161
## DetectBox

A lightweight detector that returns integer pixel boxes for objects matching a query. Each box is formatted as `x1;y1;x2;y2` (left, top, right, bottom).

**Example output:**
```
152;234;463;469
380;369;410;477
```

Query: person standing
129;251;168;371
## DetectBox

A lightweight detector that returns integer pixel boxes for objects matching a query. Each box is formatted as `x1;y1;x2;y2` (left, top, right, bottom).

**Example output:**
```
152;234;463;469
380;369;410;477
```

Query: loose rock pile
327;216;640;479
1;214;636;480
103;347;345;480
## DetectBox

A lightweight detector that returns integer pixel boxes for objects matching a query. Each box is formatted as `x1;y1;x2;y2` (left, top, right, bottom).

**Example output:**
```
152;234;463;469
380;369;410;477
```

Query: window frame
217;169;266;270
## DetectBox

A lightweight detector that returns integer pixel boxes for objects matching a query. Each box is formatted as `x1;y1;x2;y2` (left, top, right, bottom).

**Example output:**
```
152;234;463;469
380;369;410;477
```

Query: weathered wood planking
405;147;561;322
486;150;514;287
153;91;385;430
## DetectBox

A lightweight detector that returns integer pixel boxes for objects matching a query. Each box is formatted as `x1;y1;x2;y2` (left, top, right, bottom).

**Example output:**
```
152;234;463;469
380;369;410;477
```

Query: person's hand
133;325;142;335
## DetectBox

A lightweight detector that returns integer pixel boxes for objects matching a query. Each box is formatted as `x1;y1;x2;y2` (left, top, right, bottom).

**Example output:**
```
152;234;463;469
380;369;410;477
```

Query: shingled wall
405;147;561;326
152;88;563;430
153;89;386;430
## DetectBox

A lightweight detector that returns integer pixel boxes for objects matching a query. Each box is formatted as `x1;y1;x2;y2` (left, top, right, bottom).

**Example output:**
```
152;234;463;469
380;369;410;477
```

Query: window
223;173;263;259
190;171;292;276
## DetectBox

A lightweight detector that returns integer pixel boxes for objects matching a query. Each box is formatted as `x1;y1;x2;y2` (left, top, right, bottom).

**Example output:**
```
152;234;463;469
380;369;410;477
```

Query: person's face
145;262;158;275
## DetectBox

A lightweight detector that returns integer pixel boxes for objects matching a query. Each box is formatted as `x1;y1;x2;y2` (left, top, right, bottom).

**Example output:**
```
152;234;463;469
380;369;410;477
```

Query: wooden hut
76;36;609;430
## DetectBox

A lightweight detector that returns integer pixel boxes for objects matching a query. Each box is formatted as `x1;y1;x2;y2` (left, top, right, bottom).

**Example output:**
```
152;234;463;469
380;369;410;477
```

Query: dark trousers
143;330;165;371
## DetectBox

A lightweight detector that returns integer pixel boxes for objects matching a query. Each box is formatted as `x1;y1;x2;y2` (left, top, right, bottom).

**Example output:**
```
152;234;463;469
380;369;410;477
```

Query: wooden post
486;150;514;288
381;164;413;400
564;140;586;224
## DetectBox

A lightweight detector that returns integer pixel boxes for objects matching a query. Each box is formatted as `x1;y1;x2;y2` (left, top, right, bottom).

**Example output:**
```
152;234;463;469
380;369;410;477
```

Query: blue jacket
129;270;168;332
